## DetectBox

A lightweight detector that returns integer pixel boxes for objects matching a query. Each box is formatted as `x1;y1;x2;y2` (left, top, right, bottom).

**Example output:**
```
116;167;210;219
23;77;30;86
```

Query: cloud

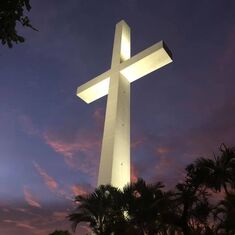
52;211;68;221
15;208;28;213
16;222;36;230
43;127;101;179
70;185;87;196
155;146;171;155
43;131;97;158
33;162;58;192
23;187;41;208
33;162;73;201
2;212;69;235
3;219;14;223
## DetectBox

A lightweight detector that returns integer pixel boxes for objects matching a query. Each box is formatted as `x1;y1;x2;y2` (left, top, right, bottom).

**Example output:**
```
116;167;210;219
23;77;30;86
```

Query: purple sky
1;0;235;234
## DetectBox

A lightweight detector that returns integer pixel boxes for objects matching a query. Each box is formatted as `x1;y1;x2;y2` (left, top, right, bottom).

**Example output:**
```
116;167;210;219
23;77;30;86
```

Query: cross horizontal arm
76;70;111;103
77;41;172;103
120;40;172;82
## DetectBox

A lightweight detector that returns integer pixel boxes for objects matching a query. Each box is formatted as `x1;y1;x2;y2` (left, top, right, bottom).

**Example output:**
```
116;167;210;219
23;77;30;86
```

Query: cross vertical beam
97;21;131;188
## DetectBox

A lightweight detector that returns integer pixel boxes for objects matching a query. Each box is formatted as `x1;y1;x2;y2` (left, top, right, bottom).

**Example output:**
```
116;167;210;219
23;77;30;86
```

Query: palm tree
122;178;168;235
67;144;235;234
186;144;235;196
214;193;235;235
68;185;125;235
162;181;213;235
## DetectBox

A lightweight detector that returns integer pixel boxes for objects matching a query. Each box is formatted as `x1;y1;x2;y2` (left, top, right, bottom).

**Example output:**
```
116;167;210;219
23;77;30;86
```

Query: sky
0;0;235;234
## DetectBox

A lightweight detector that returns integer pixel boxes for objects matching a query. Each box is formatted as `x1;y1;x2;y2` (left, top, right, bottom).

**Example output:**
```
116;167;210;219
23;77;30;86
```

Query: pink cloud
43;129;100;179
3;219;43;234
33;162;58;192
155;146;171;155
1;204;78;235
33;162;73;200
3;219;14;223
23;187;41;208
52;211;68;221
16;222;36;230
43;130;101;158
15;208;28;213
71;185;87;196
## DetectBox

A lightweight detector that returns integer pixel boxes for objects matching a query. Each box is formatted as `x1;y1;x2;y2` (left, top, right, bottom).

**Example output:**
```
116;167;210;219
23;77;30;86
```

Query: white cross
77;20;173;189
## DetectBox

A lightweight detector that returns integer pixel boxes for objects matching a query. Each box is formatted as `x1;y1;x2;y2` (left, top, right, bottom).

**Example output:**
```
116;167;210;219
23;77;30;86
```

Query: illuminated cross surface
77;20;173;189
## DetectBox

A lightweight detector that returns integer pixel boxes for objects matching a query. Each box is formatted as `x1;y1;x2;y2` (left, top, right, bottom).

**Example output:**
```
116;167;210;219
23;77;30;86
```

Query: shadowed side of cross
76;20;173;189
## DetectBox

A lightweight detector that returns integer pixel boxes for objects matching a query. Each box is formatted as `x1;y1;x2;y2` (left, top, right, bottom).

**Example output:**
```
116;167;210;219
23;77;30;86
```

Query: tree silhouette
122;179;167;235
168;182;212;235
68;144;235;235
0;0;36;48
186;144;235;196
49;230;71;235
214;193;235;234
68;185;126;235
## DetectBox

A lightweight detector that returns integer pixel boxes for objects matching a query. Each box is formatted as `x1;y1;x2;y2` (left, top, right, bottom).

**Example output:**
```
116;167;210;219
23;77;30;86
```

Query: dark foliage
68;144;235;235
186;144;235;196
0;0;36;48
68;185;126;235
214;193;235;234
122;179;168;234
49;230;71;235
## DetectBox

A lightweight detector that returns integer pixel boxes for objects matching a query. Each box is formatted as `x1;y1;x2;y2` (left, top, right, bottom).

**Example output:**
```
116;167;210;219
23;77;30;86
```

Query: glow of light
120;31;130;62
120;41;173;83
77;76;110;103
